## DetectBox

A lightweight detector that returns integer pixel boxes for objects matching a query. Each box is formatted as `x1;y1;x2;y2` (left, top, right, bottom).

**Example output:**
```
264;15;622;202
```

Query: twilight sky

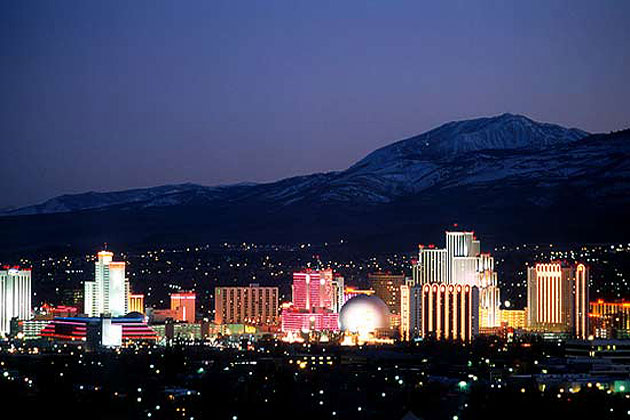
1;0;629;208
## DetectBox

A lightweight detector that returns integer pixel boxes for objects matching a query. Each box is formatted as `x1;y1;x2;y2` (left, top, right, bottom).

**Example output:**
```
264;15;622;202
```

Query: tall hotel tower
84;251;129;317
527;262;589;339
0;266;31;335
402;230;501;341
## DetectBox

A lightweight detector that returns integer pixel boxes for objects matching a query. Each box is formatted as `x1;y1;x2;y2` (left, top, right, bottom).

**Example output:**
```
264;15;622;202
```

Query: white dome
339;295;390;334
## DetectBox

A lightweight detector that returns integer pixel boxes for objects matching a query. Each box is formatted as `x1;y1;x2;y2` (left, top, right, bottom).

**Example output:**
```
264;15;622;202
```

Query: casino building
41;314;158;348
527;262;589;339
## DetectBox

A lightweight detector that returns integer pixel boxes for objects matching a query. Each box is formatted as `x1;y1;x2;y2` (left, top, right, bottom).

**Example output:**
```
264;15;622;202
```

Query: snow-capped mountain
1;114;628;251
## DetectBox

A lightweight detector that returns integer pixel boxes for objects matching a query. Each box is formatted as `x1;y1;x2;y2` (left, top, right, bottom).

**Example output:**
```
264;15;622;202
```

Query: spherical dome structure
339;295;390;335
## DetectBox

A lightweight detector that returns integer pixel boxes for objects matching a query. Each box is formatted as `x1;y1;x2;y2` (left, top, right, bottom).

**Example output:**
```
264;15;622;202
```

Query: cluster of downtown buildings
0;230;627;348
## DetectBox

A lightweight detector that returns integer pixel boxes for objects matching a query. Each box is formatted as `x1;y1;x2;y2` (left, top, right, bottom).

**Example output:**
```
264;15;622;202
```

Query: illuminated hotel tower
527;262;588;339
170;292;196;323
0;266;31;336
404;230;502;339
408;283;479;341
291;270;335;312
477;254;500;328
215;285;279;325
413;246;448;284
84;251;129;317
446;231;475;284
128;293;145;314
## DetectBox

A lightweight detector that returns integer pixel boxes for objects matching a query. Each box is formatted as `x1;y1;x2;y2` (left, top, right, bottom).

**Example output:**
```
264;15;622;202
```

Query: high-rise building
445;231;475;283
527;262;589;338
171;292;196;323
407;283;479;341
413;246;447;284
409;231;501;329
0;266;31;336
291;270;335;312
281;270;339;333
331;275;345;313
368;272;405;315
84;251;129;317
215;285;279;325
128;294;145;314
477;254;500;328
589;300;630;339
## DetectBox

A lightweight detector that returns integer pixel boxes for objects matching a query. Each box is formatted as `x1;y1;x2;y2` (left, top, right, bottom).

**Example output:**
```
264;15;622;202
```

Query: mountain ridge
0;114;627;253
2;113;595;216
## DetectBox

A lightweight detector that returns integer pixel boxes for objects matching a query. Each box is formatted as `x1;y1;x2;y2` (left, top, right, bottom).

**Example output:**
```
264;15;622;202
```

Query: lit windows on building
0;266;31;336
170;292;196;323
527;262;589;338
215;285;279;326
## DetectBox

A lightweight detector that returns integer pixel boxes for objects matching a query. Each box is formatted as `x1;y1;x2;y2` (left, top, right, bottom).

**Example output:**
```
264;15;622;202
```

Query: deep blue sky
1;0;629;208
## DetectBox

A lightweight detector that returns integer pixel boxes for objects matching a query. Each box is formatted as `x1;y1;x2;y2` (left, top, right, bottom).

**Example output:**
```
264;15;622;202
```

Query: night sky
1;0;629;208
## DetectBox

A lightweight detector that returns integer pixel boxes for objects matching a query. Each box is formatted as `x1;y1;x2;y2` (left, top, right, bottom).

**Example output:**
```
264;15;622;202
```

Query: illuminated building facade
292;270;335;311
171;292;196;323
281;270;339;333
281;312;339;332
214;285;279;326
446;231;475;283
128;293;145;314
500;309;527;329
343;287;374;303
331;275;345;313
527;262;589;338
0;266;31;336
407;283;479;341
84;251;129;317
409;231;501;329
413;246;447;284
590;300;630;339
41;315;158;346
368;272;405;315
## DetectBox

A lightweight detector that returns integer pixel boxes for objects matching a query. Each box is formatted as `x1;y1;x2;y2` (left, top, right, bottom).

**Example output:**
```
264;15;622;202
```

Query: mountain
1;113;628;253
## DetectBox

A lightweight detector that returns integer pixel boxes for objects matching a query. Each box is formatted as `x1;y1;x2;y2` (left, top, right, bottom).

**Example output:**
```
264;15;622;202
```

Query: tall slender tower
84;251;128;317
0;267;31;335
527;262;589;338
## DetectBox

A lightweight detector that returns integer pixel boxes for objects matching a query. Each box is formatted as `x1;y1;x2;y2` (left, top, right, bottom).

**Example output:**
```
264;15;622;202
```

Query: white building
413;247;448;285
406;231;502;332
0;267;31;336
84;251;129;317
445;231;475;283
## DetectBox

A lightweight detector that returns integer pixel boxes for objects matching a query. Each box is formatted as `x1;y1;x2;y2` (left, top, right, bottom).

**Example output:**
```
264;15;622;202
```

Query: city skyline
0;2;628;418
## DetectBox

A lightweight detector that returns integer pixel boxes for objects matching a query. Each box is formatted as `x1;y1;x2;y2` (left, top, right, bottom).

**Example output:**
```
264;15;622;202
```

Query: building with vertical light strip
171;292;196;323
331;275;345;313
527;262;589;338
0;266;31;336
407;230;502;333
128;294;145;314
214;285;279;326
410;283;479;341
281;270;339;333
413;246;447;284
84;251;129;317
445;231;475;283
291;270;335;312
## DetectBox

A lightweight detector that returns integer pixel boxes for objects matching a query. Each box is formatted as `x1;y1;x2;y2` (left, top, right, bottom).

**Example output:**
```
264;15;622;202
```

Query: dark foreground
1;338;629;420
